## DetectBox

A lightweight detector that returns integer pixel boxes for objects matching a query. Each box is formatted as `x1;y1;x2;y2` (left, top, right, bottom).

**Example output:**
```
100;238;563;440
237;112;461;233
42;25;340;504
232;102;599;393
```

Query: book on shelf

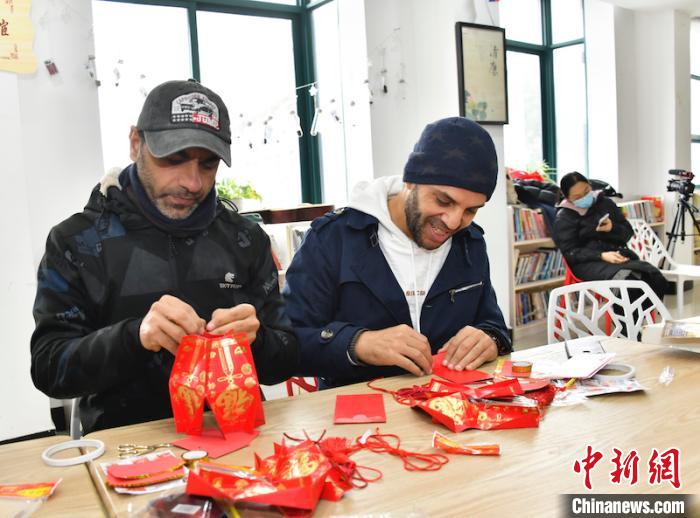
515;289;552;326
617;199;663;224
514;248;565;286
512;206;549;241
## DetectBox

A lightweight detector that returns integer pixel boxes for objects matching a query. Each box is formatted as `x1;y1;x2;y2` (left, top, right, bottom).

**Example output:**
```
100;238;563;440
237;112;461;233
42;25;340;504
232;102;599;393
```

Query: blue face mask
573;192;594;209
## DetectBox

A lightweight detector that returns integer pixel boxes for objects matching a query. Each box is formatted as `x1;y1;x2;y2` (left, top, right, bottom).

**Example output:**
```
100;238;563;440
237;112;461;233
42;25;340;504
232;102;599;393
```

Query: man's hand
354;324;432;376
596;218;613;233
139;295;205;355
601;251;629;264
206;303;260;345
438;326;497;371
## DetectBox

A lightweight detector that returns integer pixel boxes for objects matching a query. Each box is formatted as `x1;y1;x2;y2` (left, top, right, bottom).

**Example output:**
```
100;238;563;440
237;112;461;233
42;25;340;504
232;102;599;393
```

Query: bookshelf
508;198;665;339
508;206;562;337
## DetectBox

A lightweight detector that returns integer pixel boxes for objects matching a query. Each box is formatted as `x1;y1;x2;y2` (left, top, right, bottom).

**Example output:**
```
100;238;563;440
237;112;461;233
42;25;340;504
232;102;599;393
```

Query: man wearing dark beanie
284;117;510;388
31;79;299;434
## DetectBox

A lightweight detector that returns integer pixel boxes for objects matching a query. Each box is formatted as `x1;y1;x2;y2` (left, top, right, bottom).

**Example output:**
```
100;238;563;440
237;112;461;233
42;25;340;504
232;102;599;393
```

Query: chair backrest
547;280;671;342
627;219;675;268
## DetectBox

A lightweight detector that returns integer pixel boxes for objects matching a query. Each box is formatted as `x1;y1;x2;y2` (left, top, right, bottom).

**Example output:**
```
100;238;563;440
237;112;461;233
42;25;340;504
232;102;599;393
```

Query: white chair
547;280;671;343
627;218;700;315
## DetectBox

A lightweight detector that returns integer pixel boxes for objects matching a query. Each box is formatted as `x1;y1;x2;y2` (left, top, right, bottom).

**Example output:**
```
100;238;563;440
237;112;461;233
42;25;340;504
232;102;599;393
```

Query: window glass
504;51;543;170
92;1;191;171
499;0;542;45
692;20;700;76
551;0;583;44
311;0;373;205
692;79;700;136
198;11;301;208
554;44;587;176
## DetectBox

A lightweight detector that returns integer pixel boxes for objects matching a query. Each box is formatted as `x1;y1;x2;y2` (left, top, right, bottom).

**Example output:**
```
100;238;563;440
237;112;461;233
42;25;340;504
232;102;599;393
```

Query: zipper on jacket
449;281;483;303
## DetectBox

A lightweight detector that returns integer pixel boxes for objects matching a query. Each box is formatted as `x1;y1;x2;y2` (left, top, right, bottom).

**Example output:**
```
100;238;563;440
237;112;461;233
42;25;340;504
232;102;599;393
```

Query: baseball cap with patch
137;79;231;166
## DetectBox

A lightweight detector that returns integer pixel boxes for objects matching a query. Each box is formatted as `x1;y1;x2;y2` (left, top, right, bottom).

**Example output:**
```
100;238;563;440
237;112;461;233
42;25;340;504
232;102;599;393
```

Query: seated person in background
31;79;299;434
553;171;667;301
283;117;511;389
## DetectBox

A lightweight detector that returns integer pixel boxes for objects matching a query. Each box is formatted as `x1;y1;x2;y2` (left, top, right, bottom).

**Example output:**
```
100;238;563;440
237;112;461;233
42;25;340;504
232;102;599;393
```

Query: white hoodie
347;175;451;332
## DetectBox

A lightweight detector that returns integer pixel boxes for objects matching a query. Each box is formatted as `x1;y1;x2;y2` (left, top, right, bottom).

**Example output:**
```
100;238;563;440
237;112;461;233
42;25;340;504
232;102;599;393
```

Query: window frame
96;0;322;203
504;0;587;175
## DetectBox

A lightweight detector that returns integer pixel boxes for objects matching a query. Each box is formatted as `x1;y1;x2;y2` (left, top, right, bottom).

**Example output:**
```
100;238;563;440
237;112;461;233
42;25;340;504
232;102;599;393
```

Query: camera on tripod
667;169;695;199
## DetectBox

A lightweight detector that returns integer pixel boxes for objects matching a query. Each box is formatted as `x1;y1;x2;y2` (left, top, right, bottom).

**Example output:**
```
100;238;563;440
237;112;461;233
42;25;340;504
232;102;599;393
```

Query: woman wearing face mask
553;171;667;301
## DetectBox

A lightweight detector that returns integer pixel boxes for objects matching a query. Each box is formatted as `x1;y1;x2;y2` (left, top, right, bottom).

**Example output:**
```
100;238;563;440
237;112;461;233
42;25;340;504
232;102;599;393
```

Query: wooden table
84;338;699;517
0;435;105;517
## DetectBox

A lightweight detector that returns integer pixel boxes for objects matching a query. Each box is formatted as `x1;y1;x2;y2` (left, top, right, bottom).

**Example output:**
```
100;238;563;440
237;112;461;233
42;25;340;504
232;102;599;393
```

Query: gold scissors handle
117;443;172;458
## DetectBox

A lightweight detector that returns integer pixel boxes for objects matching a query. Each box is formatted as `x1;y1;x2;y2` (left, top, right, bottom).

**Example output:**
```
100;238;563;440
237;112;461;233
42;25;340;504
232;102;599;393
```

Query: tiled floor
262;284;699;401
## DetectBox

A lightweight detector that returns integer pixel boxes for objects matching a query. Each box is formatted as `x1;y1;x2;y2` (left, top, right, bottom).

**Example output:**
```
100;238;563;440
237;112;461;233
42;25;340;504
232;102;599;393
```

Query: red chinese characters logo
573;446;603;490
610;448;640;485
574;446;681;490
648;448;681;489
0;18;9;36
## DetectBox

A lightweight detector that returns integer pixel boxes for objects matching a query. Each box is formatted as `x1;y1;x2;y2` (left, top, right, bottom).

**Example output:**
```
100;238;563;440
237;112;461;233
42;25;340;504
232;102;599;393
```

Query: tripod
666;193;700;263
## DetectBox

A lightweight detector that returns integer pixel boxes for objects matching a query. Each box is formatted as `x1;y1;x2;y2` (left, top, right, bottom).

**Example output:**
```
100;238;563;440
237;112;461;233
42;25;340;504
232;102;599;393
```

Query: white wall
363;0;510;324
585;0;620;188
0;0;103;440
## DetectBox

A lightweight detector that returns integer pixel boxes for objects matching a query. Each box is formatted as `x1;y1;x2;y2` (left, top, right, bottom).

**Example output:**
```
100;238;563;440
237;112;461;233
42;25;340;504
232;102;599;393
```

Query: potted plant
216;178;263;212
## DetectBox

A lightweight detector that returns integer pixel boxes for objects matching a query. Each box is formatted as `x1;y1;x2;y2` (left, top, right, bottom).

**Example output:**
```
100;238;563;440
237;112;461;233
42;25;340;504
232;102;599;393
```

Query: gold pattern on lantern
241;363;252;375
244;377;257;388
176;385;200;418
214;388;254;420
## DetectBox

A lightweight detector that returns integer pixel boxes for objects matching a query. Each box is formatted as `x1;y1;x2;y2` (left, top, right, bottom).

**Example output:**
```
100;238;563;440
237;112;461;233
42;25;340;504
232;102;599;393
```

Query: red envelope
173;427;259;459
106;468;185;488
107;451;184;479
432;352;492;384
334;394;386;424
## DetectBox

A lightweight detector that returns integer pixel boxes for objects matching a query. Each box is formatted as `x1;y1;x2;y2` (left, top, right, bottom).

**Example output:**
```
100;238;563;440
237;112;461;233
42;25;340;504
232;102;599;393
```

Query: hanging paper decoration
0;0;37;73
169;332;264;436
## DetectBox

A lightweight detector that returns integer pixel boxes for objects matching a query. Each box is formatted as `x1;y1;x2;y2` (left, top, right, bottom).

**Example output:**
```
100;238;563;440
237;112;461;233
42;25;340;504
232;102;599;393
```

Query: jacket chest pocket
448;281;483;303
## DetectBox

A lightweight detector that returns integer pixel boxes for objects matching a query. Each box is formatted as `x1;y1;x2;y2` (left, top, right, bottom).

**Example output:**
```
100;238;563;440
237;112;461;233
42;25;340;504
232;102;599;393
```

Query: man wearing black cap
283;117;510;388
31;80;298;433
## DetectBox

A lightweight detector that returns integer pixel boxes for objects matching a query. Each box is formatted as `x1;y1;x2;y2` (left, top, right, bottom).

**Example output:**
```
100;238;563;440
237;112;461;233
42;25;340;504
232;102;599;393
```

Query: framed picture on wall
455;22;508;124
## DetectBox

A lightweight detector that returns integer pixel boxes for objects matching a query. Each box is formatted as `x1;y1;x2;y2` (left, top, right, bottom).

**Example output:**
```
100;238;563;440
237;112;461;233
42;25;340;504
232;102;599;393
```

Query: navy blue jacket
283;208;511;387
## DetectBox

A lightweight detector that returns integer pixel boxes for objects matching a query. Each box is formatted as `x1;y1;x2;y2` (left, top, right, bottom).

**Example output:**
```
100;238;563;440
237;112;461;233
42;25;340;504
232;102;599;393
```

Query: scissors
117;443;172;458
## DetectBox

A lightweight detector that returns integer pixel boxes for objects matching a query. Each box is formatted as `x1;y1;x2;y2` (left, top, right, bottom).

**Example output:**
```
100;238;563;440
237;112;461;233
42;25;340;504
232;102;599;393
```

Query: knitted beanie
403;117;498;200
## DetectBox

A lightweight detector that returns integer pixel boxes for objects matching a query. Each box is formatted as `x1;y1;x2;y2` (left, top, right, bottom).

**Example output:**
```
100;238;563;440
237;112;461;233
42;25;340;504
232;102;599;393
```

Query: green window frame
505;0;586;174
98;0;323;203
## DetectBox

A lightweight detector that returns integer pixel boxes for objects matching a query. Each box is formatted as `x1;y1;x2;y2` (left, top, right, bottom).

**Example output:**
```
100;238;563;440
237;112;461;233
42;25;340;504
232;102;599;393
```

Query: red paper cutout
107;452;184;480
334;394;387;424
173;427;259;459
169;332;264;435
432;352;492;384
106;468;185;488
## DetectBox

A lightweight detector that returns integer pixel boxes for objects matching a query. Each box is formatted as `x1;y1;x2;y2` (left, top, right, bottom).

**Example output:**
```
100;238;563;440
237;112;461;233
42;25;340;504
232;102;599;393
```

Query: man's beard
404;187;451;250
137;157;200;220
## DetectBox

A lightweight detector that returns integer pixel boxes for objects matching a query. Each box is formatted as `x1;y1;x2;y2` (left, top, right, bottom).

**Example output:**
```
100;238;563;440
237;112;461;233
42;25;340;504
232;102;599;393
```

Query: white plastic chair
627;218;700;315
547;280;671;343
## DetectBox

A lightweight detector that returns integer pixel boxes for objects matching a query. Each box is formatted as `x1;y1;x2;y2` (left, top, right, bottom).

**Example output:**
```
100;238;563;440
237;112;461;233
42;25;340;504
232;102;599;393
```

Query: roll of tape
182;449;209;469
41;439;105;467
594;362;636;381
511;361;532;377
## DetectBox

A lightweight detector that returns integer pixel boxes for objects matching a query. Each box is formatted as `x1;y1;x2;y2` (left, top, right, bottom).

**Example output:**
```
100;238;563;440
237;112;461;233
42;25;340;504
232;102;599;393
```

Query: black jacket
31;171;298;434
553;194;658;281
